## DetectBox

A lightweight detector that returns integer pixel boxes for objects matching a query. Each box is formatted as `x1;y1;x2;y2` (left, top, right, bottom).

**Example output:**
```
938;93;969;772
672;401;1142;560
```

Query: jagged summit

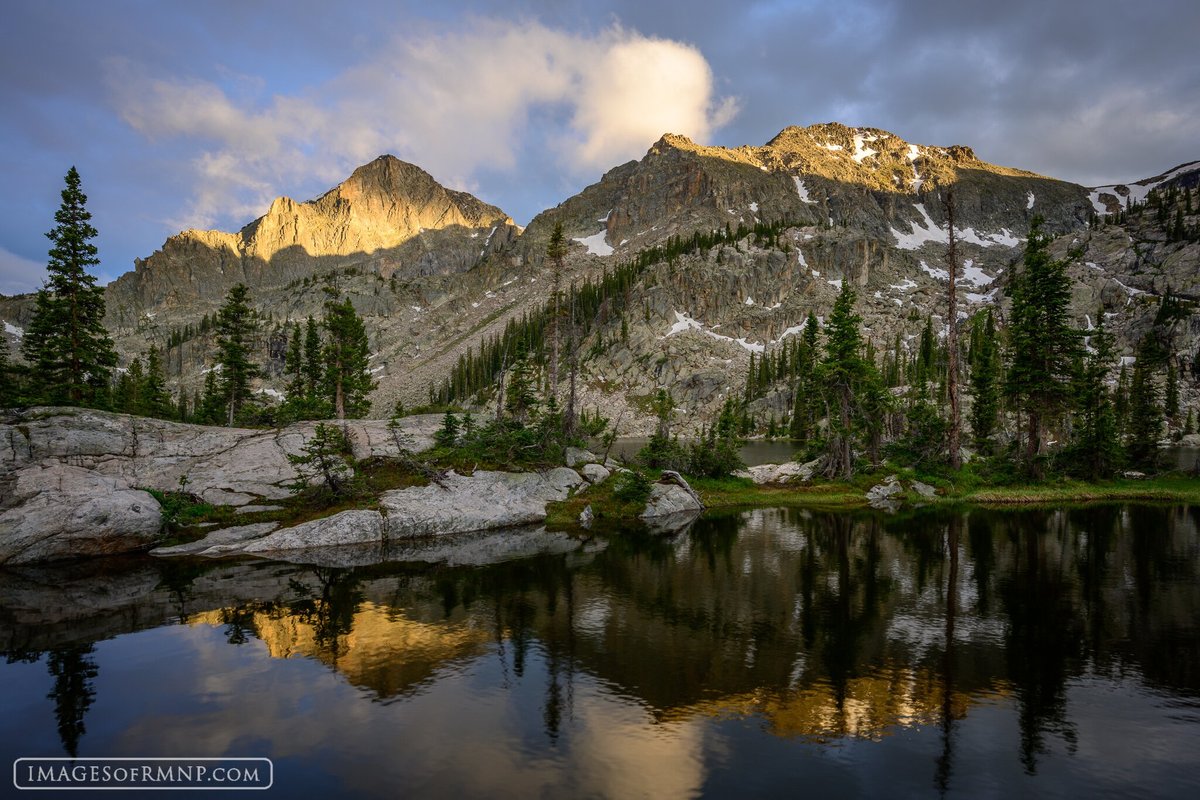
103;154;516;316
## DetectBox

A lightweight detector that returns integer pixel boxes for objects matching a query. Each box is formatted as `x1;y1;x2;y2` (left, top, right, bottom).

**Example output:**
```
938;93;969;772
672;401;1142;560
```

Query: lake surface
2;505;1199;798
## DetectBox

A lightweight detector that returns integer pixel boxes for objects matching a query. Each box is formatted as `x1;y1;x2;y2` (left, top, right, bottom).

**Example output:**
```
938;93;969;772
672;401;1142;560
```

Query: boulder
565;447;598;467
911;480;937;499
150;522;279;556
866;476;903;511
1179;433;1200;447
579;505;594;528
581;463;612;485
227;511;386;554
380;469;583;538
736;459;819;485
0;407;443;508
642;472;703;520
0;464;162;565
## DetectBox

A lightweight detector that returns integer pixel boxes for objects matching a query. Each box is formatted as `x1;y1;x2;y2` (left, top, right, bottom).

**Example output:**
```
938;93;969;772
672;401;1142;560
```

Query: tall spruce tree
1125;338;1163;471
1067;310;1121;479
819;283;877;479
214;283;260;426
322;297;375;420
21;167;117;406
0;337;14;407
969;310;1001;455
1004;218;1078;476
546;221;567;406
142;347;172;419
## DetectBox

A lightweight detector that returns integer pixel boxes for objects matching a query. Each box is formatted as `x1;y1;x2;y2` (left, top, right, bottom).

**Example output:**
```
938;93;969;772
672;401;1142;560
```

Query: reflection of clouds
108;625;710;799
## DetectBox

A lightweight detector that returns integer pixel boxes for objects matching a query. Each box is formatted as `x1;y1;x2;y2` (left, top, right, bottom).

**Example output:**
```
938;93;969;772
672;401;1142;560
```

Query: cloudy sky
2;0;1197;294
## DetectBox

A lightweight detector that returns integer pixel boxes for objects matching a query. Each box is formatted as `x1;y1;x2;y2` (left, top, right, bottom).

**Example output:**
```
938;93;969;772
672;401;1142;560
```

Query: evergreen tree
123;357;145;415
1125;340;1163;471
1066;311;1121;479
819;284;878;478
546;221;567;406
0;337;14;407
214;284;259;426
504;353;538;424
435;410;461;448
303;316;324;408
969;310;1001;455
1004;218;1079;476
142;347;172;419
1165;359;1179;425
322;297;375;420
198;370;223;425
20;167;117;406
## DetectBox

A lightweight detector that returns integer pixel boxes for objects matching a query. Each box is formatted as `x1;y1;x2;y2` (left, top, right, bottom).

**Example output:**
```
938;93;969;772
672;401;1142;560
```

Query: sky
2;0;1198;295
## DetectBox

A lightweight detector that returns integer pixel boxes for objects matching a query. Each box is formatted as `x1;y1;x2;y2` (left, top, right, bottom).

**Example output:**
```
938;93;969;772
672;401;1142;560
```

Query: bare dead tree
946;188;962;469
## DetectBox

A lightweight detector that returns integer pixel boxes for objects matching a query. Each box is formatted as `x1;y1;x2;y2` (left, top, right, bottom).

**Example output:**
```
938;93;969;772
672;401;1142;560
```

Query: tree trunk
946;189;962;468
565;294;578;437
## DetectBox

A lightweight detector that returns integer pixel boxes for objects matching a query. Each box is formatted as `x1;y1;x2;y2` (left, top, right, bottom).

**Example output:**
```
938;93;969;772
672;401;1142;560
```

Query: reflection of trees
287;568;364;658
935;514;961;795
999;512;1081;773
46;645;99;757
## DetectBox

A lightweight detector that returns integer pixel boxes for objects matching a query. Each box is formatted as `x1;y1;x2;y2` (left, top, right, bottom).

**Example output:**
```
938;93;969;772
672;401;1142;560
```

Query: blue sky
2;0;1198;295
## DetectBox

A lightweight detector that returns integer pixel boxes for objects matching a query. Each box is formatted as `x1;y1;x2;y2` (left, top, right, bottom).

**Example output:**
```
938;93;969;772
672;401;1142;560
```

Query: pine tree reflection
45;644;99;757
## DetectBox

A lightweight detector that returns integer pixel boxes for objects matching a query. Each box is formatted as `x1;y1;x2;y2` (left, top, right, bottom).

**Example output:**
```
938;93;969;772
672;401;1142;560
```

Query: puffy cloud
108;19;736;231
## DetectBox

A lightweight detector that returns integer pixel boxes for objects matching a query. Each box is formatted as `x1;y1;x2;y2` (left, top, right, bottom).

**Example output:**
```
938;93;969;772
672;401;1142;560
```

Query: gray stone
1180;433;1200;447
579;505;594;528
565;447;598;467
380;469;581;538
642;476;704;519
151;522;280;556
866;476;903;511
911;480;937;499
204;511;385;555
234;505;285;515
581;463;611;484
737;459;818;485
0;464;163;565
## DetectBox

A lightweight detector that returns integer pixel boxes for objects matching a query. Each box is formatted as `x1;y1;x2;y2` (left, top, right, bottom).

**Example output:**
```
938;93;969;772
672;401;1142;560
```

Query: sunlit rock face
3;128;1194;433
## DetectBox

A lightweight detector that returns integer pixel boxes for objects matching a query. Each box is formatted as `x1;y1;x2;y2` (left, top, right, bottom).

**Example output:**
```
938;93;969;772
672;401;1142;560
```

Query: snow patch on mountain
891;204;1021;250
574;230;613;256
664;311;764;353
793;177;817;204
4;320;23;338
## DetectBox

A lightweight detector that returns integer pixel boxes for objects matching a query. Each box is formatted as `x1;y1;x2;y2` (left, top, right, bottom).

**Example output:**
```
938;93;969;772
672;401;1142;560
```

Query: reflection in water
45;645;99;757
2;506;1200;796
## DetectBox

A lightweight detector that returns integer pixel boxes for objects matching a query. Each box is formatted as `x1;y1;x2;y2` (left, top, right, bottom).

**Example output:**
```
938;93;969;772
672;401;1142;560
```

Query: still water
2;506;1199;798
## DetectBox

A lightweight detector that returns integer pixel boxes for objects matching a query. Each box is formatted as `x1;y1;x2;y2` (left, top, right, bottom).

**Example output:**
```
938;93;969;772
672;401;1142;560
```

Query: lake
2;505;1199;798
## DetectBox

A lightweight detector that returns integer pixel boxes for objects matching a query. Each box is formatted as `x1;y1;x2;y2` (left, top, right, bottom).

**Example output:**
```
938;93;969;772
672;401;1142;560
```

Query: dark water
2;506;1200;798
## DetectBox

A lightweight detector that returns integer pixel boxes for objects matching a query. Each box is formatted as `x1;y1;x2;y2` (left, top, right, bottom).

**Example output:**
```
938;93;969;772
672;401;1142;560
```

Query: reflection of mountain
2;504;1198;772
190;602;490;700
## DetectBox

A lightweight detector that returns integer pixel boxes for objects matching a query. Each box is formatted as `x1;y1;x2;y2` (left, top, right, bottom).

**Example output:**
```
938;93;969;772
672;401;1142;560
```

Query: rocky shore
0;408;702;565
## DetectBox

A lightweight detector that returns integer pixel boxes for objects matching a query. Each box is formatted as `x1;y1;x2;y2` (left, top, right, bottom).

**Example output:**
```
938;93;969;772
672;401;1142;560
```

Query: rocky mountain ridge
2;123;1198;433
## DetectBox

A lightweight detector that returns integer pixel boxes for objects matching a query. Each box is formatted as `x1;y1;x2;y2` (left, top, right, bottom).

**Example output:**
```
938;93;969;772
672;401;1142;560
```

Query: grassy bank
547;470;1200;530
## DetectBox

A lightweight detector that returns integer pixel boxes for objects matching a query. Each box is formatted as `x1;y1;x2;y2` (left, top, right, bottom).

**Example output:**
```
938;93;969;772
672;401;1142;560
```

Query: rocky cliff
2;125;1197;432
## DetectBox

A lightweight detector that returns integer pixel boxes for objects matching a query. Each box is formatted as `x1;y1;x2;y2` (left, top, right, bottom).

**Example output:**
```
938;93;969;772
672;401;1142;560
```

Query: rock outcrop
0;407;442;505
0;464;162;564
380;468;583;538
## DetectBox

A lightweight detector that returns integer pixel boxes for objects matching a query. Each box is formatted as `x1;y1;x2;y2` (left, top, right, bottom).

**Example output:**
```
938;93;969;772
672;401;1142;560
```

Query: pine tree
819;283;877;479
546;221;567;406
303;316;324;409
322;297;375;420
215;284;260;426
1067;311;1121;479
198;370;223;425
123;357;144;415
504;353;537;424
0;337;14;407
20;167;117;406
1165;359;1179;425
142;347;172;419
1004;218;1079;476
970;310;1001;455
1125;340;1163;471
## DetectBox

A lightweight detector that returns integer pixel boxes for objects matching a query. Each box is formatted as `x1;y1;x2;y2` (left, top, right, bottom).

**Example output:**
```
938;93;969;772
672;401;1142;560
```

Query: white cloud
107;19;736;231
